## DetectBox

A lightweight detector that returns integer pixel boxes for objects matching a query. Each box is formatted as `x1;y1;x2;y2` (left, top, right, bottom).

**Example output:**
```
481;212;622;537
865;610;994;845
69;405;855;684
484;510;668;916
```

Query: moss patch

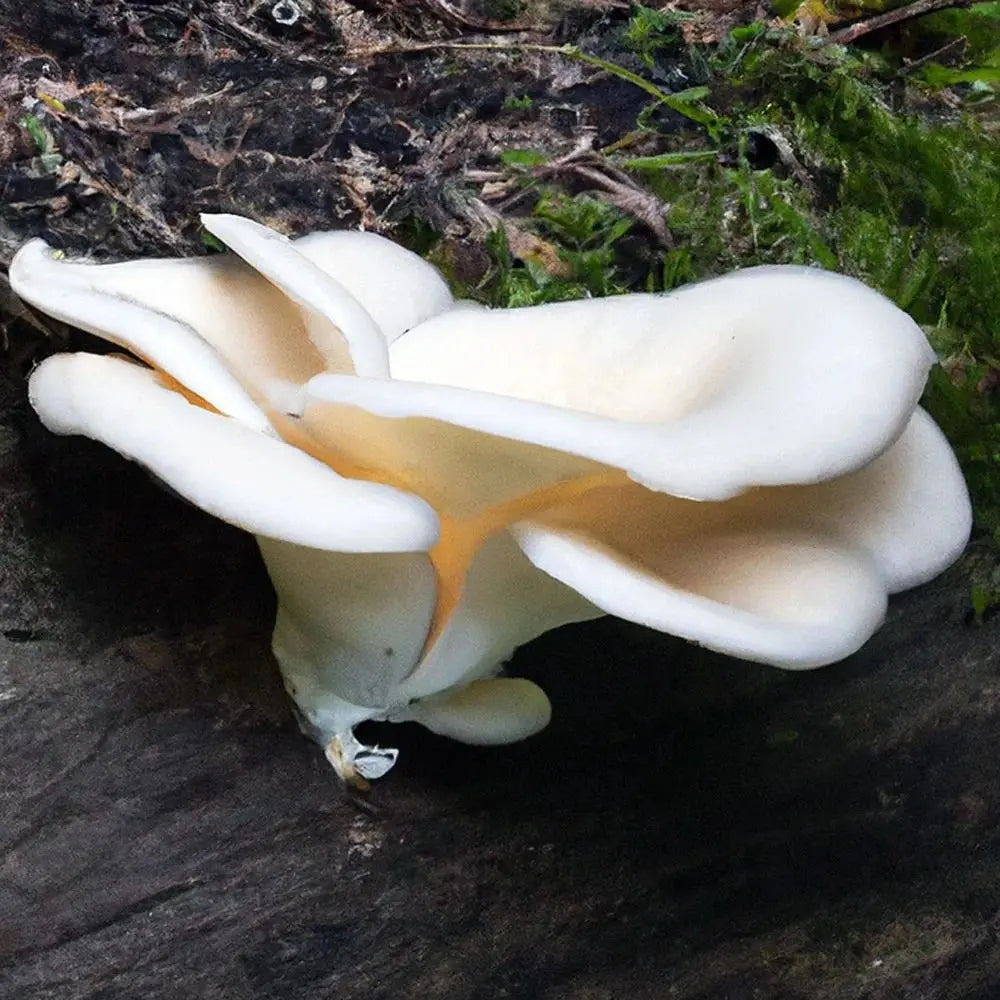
450;11;1000;546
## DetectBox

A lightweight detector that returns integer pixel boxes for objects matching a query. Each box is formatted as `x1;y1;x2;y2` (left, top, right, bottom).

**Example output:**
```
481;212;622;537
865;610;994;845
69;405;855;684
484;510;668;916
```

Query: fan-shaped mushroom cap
508;407;971;669
9;216;455;425
29;353;439;553
13;217;972;768
301;266;936;506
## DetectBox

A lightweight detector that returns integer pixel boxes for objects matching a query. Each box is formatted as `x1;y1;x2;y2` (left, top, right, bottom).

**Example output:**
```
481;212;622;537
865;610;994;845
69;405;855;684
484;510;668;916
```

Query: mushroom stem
324;731;400;789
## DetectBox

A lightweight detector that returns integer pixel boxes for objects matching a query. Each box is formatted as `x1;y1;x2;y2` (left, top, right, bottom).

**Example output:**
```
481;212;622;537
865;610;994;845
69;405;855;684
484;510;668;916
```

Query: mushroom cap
400;678;553;746
29;354;439;553
9;215;456;426
13;217;972;742
304;266;937;503
291;226;454;344
200;214;391;377
513;524;889;669
508;407;972;669
10;239;271;430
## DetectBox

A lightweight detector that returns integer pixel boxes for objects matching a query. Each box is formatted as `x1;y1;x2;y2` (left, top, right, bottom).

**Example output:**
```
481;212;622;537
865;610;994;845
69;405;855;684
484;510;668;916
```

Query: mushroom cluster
12;215;971;784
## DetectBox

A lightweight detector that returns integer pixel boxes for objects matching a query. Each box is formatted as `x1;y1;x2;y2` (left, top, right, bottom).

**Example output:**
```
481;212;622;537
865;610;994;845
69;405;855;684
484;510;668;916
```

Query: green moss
543;27;1000;535
199;229;227;253
478;192;636;306
917;3;1000;64
502;93;535;111
717;37;1000;537
17;113;49;153
910;4;1000;95
421;20;999;539
618;3;692;69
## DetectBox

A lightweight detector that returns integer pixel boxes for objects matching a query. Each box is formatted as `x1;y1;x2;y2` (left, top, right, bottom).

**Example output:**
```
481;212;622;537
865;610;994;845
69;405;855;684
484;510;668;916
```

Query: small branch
899;34;967;73
528;148;674;247
828;0;975;46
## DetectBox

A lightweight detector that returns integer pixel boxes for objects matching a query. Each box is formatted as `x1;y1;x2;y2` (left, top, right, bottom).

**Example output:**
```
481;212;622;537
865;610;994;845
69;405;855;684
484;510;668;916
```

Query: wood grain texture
1;395;999;999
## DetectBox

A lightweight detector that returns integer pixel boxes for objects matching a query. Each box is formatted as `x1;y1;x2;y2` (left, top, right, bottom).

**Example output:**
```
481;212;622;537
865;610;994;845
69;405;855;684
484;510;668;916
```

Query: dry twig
529;148;673;246
828;0;975;45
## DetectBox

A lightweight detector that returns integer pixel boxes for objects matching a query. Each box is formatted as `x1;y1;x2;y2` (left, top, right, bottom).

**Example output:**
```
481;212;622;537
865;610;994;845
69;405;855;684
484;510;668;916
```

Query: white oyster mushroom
12;213;971;787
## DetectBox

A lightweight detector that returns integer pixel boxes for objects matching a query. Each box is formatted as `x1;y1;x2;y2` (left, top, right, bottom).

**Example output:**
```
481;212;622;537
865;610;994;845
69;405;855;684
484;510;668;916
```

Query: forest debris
180;112;253;170
746;125;814;193
529;148;672;246
828;0;976;45
444;187;572;277
418;0;537;32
